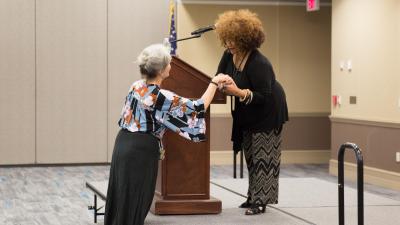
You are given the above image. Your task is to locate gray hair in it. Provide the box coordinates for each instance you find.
[137,44,172,79]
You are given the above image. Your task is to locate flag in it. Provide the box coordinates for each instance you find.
[168,0,177,55]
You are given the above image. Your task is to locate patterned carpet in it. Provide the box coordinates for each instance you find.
[0,166,109,225]
[0,164,399,225]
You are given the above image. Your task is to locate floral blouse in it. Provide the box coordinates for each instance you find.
[118,80,206,158]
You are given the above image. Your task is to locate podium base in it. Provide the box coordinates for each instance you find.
[150,196,222,215]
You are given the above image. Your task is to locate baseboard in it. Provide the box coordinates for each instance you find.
[0,162,110,168]
[281,150,331,164]
[210,150,330,165]
[329,159,400,191]
[210,151,235,165]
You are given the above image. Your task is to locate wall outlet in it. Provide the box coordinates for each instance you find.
[396,152,400,162]
[339,61,345,71]
[346,60,352,72]
[349,96,357,104]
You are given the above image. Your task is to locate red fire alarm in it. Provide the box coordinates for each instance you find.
[307,0,320,12]
[332,95,341,107]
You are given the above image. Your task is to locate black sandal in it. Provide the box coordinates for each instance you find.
[245,204,266,215]
[239,197,252,208]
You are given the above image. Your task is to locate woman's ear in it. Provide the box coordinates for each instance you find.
[159,68,167,79]
[160,64,171,79]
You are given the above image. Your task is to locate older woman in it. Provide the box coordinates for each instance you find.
[214,10,289,215]
[104,44,230,225]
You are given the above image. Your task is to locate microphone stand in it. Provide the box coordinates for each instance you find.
[169,34,201,43]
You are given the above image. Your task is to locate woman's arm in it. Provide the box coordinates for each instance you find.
[201,74,232,110]
[152,74,231,142]
[223,57,274,105]
[246,59,274,105]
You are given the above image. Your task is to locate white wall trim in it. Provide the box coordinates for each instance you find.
[330,116,400,129]
[329,159,400,191]
[210,113,231,118]
[178,0,331,7]
[282,150,331,164]
[289,112,330,117]
[211,112,330,118]
[211,150,330,165]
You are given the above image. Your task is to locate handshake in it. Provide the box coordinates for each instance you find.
[211,73,238,96]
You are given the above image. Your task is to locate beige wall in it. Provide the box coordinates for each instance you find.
[0,0,36,164]
[0,0,169,165]
[0,1,347,165]
[176,3,332,115]
[107,0,169,161]
[397,0,400,120]
[36,0,108,163]
[329,0,400,185]
[331,0,400,123]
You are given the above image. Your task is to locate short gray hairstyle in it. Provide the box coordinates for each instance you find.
[137,44,172,79]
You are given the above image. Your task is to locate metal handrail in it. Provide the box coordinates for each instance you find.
[338,142,364,225]
[233,150,244,179]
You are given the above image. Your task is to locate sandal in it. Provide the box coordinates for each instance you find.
[239,197,252,208]
[245,204,266,215]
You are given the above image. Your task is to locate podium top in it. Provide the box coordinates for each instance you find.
[161,56,226,104]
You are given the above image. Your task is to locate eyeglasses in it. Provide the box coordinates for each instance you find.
[224,41,235,48]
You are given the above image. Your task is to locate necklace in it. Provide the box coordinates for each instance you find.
[232,52,248,77]
[230,51,248,113]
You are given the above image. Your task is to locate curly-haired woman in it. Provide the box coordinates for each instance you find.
[214,9,289,215]
[104,44,231,225]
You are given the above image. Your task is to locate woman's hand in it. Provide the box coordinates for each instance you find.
[201,74,233,110]
[212,73,233,85]
[211,74,243,97]
[222,81,247,98]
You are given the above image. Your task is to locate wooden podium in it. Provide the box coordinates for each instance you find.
[150,56,225,215]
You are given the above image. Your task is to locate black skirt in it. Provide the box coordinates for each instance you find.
[104,129,160,225]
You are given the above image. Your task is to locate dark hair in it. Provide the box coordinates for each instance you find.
[139,64,158,79]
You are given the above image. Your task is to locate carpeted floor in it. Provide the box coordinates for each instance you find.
[210,177,400,225]
[0,164,399,225]
[211,178,400,207]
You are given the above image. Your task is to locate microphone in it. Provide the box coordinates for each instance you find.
[190,25,215,35]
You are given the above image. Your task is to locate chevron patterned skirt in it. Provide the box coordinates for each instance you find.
[243,127,282,205]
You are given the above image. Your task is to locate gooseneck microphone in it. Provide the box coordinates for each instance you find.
[167,24,215,44]
[190,25,216,35]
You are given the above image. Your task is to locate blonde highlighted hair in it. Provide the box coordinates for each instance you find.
[215,9,265,52]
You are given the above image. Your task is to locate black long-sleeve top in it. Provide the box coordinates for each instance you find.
[216,49,289,151]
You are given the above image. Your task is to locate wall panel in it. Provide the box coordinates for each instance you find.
[0,0,35,164]
[36,0,108,163]
[107,0,169,161]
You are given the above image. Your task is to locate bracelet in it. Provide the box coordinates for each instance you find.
[245,90,253,105]
[239,89,249,102]
[210,81,218,86]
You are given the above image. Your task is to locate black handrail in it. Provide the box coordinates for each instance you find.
[338,142,364,225]
[233,150,244,179]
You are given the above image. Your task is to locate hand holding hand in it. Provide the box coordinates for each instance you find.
[222,80,241,96]
[212,73,233,85]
